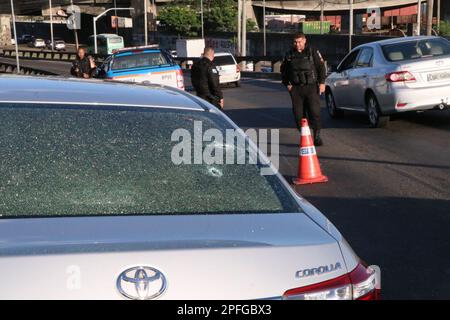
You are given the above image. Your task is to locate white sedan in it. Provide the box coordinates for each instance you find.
[0,76,378,300]
[325,36,450,127]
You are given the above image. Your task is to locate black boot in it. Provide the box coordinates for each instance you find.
[314,129,323,146]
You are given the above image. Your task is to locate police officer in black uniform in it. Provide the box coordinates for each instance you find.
[281,33,326,146]
[191,47,224,110]
[70,47,97,79]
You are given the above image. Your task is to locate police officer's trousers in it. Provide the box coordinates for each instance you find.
[289,84,321,131]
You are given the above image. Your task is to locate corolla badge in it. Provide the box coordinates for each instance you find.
[117,266,167,300]
[295,262,342,279]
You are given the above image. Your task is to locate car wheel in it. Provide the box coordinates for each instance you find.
[235,81,240,88]
[326,90,344,118]
[366,93,389,128]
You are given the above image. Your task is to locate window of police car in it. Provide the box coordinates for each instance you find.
[0,104,301,218]
[112,52,171,70]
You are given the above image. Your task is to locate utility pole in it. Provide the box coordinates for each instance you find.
[200,0,204,38]
[437,0,441,33]
[263,0,266,56]
[237,0,242,55]
[144,0,148,45]
[417,0,422,36]
[49,0,54,50]
[242,0,246,57]
[70,0,79,50]
[320,0,325,35]
[426,0,434,36]
[349,0,353,52]
[114,0,118,35]
[10,0,20,73]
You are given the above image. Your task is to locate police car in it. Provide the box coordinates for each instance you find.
[97,45,184,90]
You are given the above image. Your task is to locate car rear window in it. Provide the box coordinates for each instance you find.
[382,38,450,62]
[108,37,123,44]
[0,104,301,218]
[112,52,170,70]
[214,55,236,66]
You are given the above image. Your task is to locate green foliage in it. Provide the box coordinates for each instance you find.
[246,18,258,32]
[439,20,450,37]
[158,0,260,35]
[204,5,237,33]
[158,5,200,36]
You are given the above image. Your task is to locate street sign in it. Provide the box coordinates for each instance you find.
[366,7,381,30]
[112,16,118,28]
[67,5,81,30]
[117,17,133,28]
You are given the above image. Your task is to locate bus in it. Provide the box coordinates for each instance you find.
[88,34,124,56]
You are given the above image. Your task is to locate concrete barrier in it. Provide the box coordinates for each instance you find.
[0,61,57,76]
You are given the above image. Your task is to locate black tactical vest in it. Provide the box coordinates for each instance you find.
[286,47,316,85]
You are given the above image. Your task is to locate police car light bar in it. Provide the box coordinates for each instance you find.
[113,44,160,54]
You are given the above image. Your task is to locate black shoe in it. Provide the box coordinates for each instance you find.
[314,130,323,146]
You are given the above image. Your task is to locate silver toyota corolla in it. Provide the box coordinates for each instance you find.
[325,36,450,127]
[0,76,379,300]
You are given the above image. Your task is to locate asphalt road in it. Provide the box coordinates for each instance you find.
[1,57,450,299]
[223,78,450,300]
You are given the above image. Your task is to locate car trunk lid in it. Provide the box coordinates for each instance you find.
[0,213,345,299]
[398,56,450,88]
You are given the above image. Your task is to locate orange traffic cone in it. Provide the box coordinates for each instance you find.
[293,118,328,185]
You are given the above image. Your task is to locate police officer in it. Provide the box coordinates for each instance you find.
[281,33,326,146]
[191,47,224,109]
[70,47,97,79]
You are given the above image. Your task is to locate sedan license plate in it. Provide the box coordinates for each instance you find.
[427,71,450,82]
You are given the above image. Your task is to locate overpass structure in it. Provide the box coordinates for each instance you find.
[252,0,421,13]
[0,0,428,15]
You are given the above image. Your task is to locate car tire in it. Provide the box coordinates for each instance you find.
[366,93,389,128]
[235,81,240,88]
[326,90,344,118]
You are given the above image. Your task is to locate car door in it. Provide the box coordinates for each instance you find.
[332,49,360,109]
[348,47,374,110]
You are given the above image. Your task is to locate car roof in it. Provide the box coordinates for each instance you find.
[0,76,208,112]
[356,36,443,49]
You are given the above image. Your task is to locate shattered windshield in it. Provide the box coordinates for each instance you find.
[0,104,300,218]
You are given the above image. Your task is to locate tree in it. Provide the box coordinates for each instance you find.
[158,5,200,37]
[205,7,237,33]
[204,0,237,33]
[439,20,450,37]
[246,18,258,32]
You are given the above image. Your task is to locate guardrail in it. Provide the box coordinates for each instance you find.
[0,48,78,62]
[0,61,57,76]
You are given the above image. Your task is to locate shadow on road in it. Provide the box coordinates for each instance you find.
[392,110,450,132]
[303,196,450,300]
[224,107,296,129]
[277,148,450,170]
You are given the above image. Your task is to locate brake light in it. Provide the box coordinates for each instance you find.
[385,71,416,82]
[236,65,241,73]
[283,263,379,300]
[176,69,184,90]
